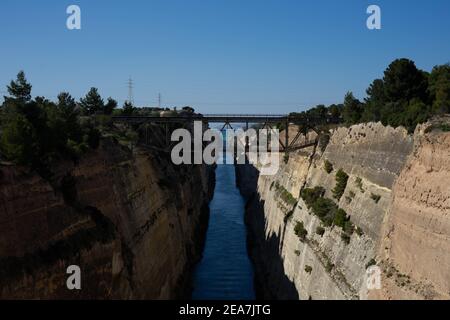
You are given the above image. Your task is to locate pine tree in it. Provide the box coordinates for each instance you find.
[104,97,118,115]
[7,71,32,102]
[80,87,104,115]
[342,92,362,125]
[122,101,135,116]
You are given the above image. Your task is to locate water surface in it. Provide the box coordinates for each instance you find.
[192,158,255,300]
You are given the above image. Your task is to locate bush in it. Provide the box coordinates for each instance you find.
[274,183,297,206]
[366,259,377,269]
[333,209,348,228]
[324,160,333,174]
[312,197,337,220]
[305,265,313,274]
[440,123,450,132]
[281,190,297,206]
[332,169,349,200]
[325,261,334,272]
[341,232,351,245]
[294,221,308,241]
[316,226,325,236]
[355,227,364,236]
[301,186,325,208]
[343,220,354,235]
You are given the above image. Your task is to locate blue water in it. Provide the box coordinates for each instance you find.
[191,160,255,300]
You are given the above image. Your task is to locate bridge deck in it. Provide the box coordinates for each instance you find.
[113,114,289,123]
[112,114,339,153]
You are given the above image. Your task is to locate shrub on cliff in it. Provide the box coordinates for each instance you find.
[294,221,308,241]
[332,169,349,200]
[301,186,325,208]
[324,160,333,174]
[311,197,338,226]
[333,208,348,228]
[305,265,313,274]
[316,226,325,236]
[341,232,351,245]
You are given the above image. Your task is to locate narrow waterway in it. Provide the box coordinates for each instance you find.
[192,158,255,300]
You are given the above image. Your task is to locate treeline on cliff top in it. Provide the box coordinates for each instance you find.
[0,72,142,176]
[290,58,450,132]
[0,58,449,172]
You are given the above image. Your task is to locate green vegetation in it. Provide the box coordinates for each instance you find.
[324,160,333,174]
[311,197,337,226]
[294,250,301,256]
[289,59,450,133]
[371,193,381,204]
[273,182,297,206]
[301,186,325,208]
[305,265,313,274]
[316,226,325,236]
[325,261,334,272]
[301,184,358,245]
[355,227,364,237]
[366,259,377,269]
[294,221,308,241]
[341,233,351,245]
[332,169,349,200]
[0,72,102,177]
[439,123,450,132]
[333,209,348,229]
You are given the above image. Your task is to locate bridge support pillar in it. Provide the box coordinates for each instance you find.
[285,118,289,153]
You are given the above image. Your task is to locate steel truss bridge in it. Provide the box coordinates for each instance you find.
[112,114,339,153]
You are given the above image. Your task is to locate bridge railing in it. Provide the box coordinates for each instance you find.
[201,114,287,118]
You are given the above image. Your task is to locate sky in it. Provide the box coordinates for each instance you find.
[0,0,449,114]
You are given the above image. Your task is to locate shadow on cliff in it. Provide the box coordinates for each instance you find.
[236,164,299,300]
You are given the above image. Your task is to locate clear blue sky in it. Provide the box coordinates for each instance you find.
[0,0,449,113]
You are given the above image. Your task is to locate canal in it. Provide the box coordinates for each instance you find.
[191,156,255,300]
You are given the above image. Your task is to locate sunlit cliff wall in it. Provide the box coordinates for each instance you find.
[237,121,450,300]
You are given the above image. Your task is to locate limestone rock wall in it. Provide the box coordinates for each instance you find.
[0,138,214,299]
[374,123,450,300]
[236,122,448,300]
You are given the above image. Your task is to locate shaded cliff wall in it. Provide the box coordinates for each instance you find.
[236,122,435,300]
[0,138,214,299]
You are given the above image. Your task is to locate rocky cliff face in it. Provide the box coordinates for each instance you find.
[0,138,214,299]
[237,121,450,300]
[374,123,450,300]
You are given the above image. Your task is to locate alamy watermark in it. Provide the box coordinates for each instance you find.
[66,5,81,30]
[367,5,381,30]
[66,265,81,290]
[66,5,380,31]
